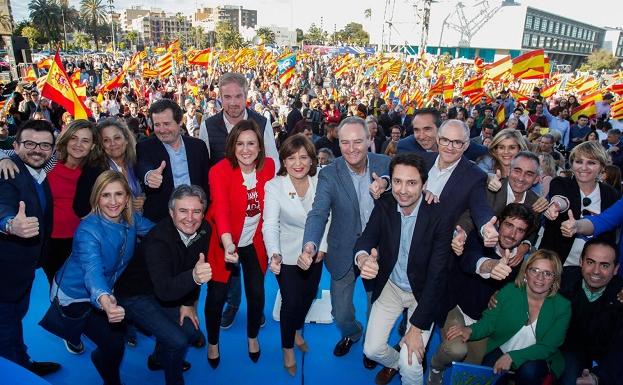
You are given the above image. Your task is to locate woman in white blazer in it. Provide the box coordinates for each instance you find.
[263,134,328,376]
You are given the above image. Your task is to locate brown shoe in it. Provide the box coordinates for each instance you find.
[375,367,399,385]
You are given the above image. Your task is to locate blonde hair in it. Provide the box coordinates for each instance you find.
[90,170,134,224]
[569,141,609,169]
[489,128,529,172]
[515,249,562,297]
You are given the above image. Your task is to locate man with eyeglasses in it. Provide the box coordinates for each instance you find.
[0,120,61,376]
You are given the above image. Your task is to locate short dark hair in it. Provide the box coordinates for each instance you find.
[148,98,183,124]
[389,153,428,185]
[499,203,536,236]
[577,114,589,120]
[277,134,318,177]
[224,119,266,170]
[16,119,55,144]
[580,238,618,262]
[481,123,495,131]
[412,108,442,128]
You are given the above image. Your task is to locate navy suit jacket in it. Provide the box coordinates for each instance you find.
[0,156,53,302]
[396,135,488,162]
[136,135,210,222]
[354,194,452,330]
[303,153,391,280]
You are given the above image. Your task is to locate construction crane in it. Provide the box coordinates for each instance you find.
[440,0,518,47]
[381,0,420,53]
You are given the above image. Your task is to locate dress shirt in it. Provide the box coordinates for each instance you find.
[425,155,461,197]
[506,186,526,204]
[346,158,375,232]
[389,201,421,292]
[162,139,191,188]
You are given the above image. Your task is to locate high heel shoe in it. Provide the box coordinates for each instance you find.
[207,344,220,369]
[294,340,309,353]
[284,362,297,376]
[248,339,261,363]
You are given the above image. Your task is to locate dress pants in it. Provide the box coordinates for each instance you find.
[330,265,372,341]
[0,289,31,368]
[363,280,433,385]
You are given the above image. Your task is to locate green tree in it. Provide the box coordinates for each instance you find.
[364,8,372,20]
[582,49,619,71]
[80,0,107,51]
[255,27,275,45]
[339,22,369,46]
[303,23,326,45]
[295,28,304,43]
[124,30,138,47]
[215,21,244,49]
[73,32,91,50]
[29,0,62,48]
[21,26,41,49]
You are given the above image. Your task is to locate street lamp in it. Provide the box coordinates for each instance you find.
[108,0,116,54]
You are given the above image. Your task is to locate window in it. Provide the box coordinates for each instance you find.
[531,34,538,47]
[558,40,563,50]
[554,22,559,35]
[561,24,567,35]
[572,26,577,38]
[541,19,548,32]
[526,15,533,29]
[538,35,545,47]
[523,33,530,47]
[548,21,554,33]
[563,40,569,50]
[546,36,551,48]
[534,17,541,31]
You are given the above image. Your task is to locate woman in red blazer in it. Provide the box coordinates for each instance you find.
[204,119,275,368]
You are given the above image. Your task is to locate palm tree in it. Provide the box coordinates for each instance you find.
[364,8,372,20]
[29,0,62,48]
[80,0,107,51]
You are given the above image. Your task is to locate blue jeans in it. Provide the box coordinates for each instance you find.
[483,347,550,385]
[330,265,370,341]
[0,290,31,368]
[119,295,204,385]
[560,350,590,385]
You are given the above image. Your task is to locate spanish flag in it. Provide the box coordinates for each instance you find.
[511,49,545,79]
[100,70,126,93]
[37,58,53,69]
[611,99,623,120]
[443,82,455,104]
[608,83,623,95]
[188,48,213,66]
[462,75,483,96]
[167,39,180,53]
[570,101,597,122]
[540,82,560,98]
[23,67,37,82]
[495,104,506,127]
[377,71,389,94]
[41,51,91,119]
[484,56,512,81]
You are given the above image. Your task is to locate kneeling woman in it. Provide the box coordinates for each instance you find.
[52,171,153,385]
[447,250,571,385]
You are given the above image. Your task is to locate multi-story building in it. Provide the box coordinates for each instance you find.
[604,28,623,61]
[264,25,297,47]
[193,5,256,33]
[130,10,191,46]
[119,7,151,33]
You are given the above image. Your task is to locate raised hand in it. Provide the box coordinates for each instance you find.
[482,216,499,247]
[297,243,315,270]
[146,160,166,188]
[560,210,577,238]
[269,253,282,275]
[9,201,39,238]
[491,249,513,281]
[451,225,467,255]
[224,243,239,264]
[358,248,379,280]
[368,172,387,200]
[193,252,212,283]
[487,170,502,192]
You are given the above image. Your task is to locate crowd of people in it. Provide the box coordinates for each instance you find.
[1,53,623,385]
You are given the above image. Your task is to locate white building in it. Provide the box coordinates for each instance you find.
[603,28,623,60]
[264,24,297,47]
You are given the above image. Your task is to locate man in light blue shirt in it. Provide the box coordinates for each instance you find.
[543,103,570,148]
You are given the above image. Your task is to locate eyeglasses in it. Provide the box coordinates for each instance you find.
[18,140,53,151]
[527,267,556,280]
[438,137,466,149]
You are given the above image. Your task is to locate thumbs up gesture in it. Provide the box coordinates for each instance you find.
[9,201,40,238]
[269,253,282,275]
[491,249,513,281]
[368,172,387,200]
[560,210,578,238]
[451,225,467,255]
[482,216,499,247]
[224,243,239,264]
[192,252,212,284]
[146,160,166,188]
[358,248,380,280]
[576,369,598,385]
[487,170,502,192]
[297,243,315,271]
[100,294,125,323]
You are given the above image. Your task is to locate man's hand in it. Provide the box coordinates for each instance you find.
[487,170,502,192]
[531,196,549,213]
[482,217,499,247]
[224,243,239,264]
[369,172,387,200]
[179,305,200,330]
[297,243,315,270]
[488,290,499,309]
[446,325,472,343]
[400,326,425,365]
[451,225,467,256]
[424,190,439,204]
[357,248,379,280]
[493,353,513,374]
[193,253,212,283]
[509,243,529,267]
[146,160,166,188]
[269,253,282,275]
[132,194,146,213]
[315,251,326,263]
[100,295,125,323]
[10,201,40,238]
[560,210,577,238]
[0,158,19,180]
[491,249,513,281]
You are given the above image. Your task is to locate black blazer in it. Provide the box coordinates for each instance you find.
[0,156,53,301]
[354,193,452,330]
[136,136,210,222]
[540,176,621,264]
[73,163,107,218]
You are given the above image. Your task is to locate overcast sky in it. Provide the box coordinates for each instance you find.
[13,0,623,36]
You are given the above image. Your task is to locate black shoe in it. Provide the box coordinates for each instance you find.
[220,306,238,329]
[63,339,85,355]
[29,361,61,376]
[260,314,266,328]
[147,355,191,372]
[248,339,261,363]
[333,337,356,357]
[208,345,220,369]
[191,335,205,348]
[363,354,378,369]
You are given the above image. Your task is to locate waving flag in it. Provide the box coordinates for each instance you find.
[158,52,173,78]
[277,53,296,86]
[41,51,91,119]
[189,48,213,66]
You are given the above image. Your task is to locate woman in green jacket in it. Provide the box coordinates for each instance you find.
[447,249,571,385]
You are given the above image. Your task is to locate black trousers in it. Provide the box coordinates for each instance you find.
[276,262,322,348]
[204,245,265,345]
[42,238,73,285]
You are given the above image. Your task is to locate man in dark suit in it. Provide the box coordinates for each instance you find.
[0,120,60,376]
[136,99,210,223]
[427,203,536,384]
[390,105,413,136]
[397,108,488,162]
[301,116,391,366]
[355,153,453,385]
[602,128,623,171]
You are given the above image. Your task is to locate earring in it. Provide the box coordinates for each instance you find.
[523,277,527,283]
